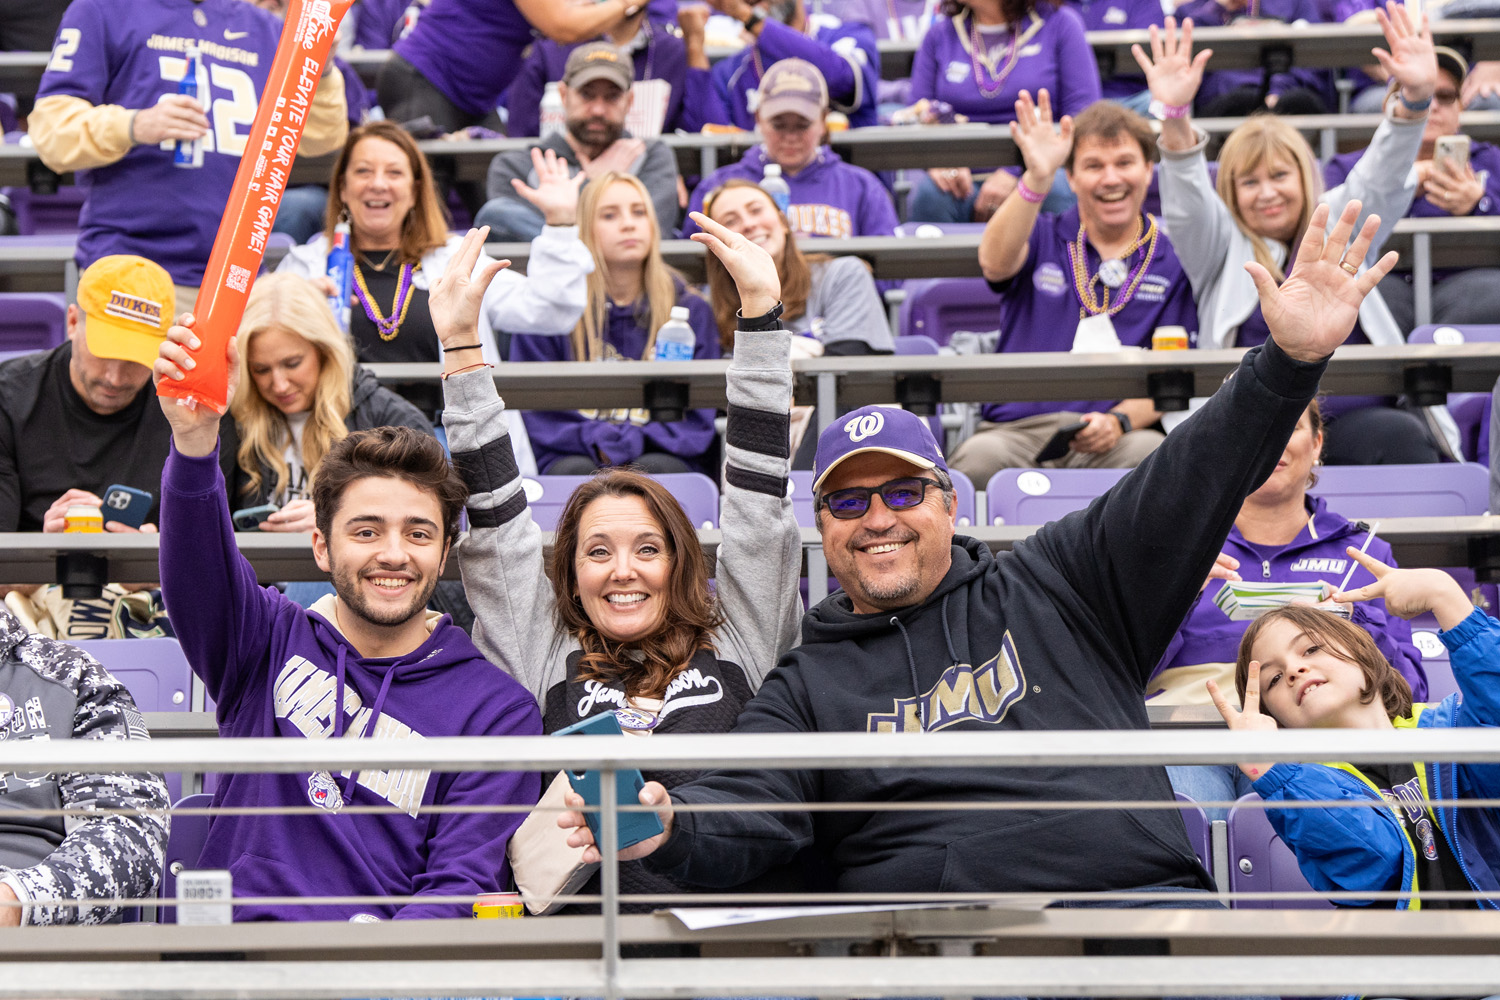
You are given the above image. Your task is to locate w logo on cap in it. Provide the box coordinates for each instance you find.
[845,411,884,442]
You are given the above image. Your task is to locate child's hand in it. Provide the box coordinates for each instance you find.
[1330,547,1473,630]
[1207,663,1278,782]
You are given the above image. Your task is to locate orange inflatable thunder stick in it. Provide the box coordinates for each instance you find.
[157,0,354,414]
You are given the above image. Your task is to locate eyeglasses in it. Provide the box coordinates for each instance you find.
[820,477,939,520]
[1433,90,1461,107]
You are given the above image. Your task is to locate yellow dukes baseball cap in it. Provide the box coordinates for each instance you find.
[76,255,175,367]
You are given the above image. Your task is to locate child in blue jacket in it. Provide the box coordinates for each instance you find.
[1208,548,1500,910]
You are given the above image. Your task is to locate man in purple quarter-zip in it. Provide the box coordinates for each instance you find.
[152,273,542,920]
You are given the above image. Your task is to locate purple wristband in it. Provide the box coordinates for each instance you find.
[1158,102,1191,119]
[1016,177,1046,204]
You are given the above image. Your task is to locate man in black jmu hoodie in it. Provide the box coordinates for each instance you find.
[565,202,1400,902]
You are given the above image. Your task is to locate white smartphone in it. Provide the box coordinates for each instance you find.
[1434,134,1472,174]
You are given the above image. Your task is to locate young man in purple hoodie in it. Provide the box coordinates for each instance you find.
[153,304,542,921]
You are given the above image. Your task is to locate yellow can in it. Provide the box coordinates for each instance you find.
[1152,326,1189,351]
[473,892,524,918]
[63,505,104,533]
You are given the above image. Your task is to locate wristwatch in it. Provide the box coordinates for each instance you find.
[742,6,766,32]
[1109,410,1132,435]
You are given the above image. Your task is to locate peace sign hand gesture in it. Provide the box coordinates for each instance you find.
[1329,547,1474,629]
[1207,666,1278,782]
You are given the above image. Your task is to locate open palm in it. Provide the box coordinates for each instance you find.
[1131,16,1213,108]
[1010,89,1073,178]
[1248,201,1397,363]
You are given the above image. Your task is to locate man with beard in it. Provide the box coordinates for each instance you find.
[154,328,541,921]
[478,41,680,240]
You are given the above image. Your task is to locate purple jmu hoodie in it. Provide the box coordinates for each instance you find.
[504,17,703,137]
[688,18,880,128]
[1174,0,1334,110]
[509,287,720,474]
[159,446,542,922]
[394,0,536,118]
[681,145,898,240]
[1152,494,1427,700]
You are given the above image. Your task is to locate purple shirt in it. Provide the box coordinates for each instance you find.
[1174,0,1333,109]
[159,446,542,922]
[1153,495,1426,699]
[36,0,282,286]
[503,16,701,138]
[353,0,407,49]
[813,0,940,41]
[909,4,1100,126]
[510,287,720,474]
[983,206,1198,423]
[1064,0,1161,100]
[692,18,880,129]
[393,0,536,118]
[681,145,898,240]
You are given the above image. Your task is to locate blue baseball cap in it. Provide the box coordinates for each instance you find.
[812,405,948,492]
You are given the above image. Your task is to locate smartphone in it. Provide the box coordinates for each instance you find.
[231,503,280,531]
[553,712,665,850]
[1434,134,1471,174]
[1034,421,1089,464]
[101,484,153,529]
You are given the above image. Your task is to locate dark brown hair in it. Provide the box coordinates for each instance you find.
[312,426,468,547]
[702,179,824,352]
[1236,605,1414,723]
[551,470,723,698]
[324,121,450,264]
[1304,398,1325,489]
[1066,100,1158,171]
[941,0,1036,25]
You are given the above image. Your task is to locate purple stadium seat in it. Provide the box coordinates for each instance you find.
[985,468,1128,526]
[1,186,85,234]
[1312,462,1489,518]
[895,277,1005,348]
[0,292,67,353]
[1175,792,1212,873]
[159,793,214,923]
[789,468,975,527]
[1226,793,1331,909]
[71,638,192,713]
[893,334,941,355]
[1409,325,1498,464]
[521,472,720,531]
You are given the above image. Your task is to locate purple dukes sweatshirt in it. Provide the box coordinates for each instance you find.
[159,445,542,922]
[509,286,720,474]
[687,18,880,129]
[681,145,898,240]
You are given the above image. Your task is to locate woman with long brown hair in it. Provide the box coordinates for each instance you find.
[434,215,801,905]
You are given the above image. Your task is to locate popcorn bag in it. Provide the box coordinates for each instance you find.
[157,0,354,414]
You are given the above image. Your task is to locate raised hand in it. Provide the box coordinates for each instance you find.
[1330,547,1474,629]
[1207,663,1278,780]
[154,316,235,458]
[510,147,587,226]
[427,227,510,353]
[1372,1,1436,106]
[687,210,781,317]
[1246,200,1397,363]
[557,781,675,863]
[1131,17,1212,111]
[1009,90,1073,191]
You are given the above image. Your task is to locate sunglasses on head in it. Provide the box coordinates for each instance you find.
[820,477,940,520]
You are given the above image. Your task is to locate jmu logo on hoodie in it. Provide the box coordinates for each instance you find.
[867,632,1026,732]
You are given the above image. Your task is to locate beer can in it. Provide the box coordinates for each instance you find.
[64,505,104,533]
[473,891,524,918]
[1152,326,1189,351]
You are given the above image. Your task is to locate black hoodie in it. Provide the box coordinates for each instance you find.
[646,337,1327,895]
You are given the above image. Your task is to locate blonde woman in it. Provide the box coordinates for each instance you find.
[509,172,720,476]
[1140,8,1451,464]
[229,273,434,533]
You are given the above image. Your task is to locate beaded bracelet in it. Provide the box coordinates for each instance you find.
[1016,177,1046,204]
[441,361,494,381]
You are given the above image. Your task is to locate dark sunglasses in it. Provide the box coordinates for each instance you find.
[820,477,939,520]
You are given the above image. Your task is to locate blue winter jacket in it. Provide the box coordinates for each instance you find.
[1252,608,1500,912]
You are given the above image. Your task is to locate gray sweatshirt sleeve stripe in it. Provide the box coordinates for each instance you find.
[468,489,528,529]
[725,404,790,459]
[451,437,521,500]
[726,465,788,499]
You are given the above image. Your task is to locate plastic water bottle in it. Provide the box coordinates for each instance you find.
[652,306,695,362]
[173,44,204,169]
[540,82,565,139]
[326,222,354,332]
[759,163,792,221]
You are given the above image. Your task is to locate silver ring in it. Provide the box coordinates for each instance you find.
[946,169,958,178]
[1339,259,1359,275]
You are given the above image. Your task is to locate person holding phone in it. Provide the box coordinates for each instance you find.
[226,273,433,535]
[0,255,236,534]
[1325,46,1500,333]
[438,213,801,909]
